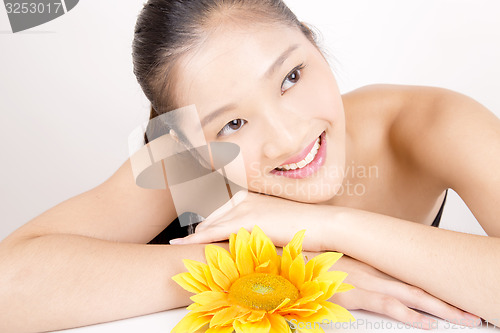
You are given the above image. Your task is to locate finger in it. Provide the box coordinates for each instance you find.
[338,256,400,282]
[372,278,481,326]
[169,225,231,245]
[193,217,216,232]
[204,190,247,222]
[367,278,481,327]
[349,288,439,330]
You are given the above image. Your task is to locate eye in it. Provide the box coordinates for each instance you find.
[218,119,247,137]
[281,63,305,94]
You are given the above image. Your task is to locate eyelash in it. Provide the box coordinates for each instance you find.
[217,62,306,137]
[217,119,247,137]
[281,62,305,95]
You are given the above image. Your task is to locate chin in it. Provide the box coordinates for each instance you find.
[248,128,346,202]
[252,170,344,203]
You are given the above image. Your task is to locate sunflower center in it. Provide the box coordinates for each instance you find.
[228,272,299,311]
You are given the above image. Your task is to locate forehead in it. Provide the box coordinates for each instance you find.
[174,24,314,111]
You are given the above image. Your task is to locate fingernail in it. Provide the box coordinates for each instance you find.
[169,238,183,245]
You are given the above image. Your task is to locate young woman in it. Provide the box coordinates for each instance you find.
[1,0,499,332]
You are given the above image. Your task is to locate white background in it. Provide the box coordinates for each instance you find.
[1,0,499,241]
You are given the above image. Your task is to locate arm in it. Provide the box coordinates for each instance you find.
[177,86,499,324]
[326,85,500,322]
[0,159,220,332]
[175,192,481,326]
[324,207,500,324]
[0,235,224,332]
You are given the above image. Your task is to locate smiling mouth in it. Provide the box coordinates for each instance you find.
[274,136,321,171]
[270,131,326,179]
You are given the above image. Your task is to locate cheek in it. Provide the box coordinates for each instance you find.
[241,149,265,191]
[316,75,343,121]
[297,71,343,123]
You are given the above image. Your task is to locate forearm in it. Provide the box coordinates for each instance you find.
[0,234,222,333]
[325,207,500,322]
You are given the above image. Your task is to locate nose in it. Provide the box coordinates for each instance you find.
[261,109,306,161]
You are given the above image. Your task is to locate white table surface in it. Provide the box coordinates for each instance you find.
[55,308,499,333]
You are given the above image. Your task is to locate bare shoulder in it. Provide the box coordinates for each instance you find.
[382,84,499,176]
[343,83,497,167]
[345,84,500,233]
[342,83,449,130]
[341,84,419,161]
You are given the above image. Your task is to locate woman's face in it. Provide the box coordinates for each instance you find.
[175,23,346,203]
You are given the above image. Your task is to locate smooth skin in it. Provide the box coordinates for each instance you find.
[1,22,499,333]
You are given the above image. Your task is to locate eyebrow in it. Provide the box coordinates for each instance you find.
[200,103,238,127]
[200,44,300,128]
[263,44,300,79]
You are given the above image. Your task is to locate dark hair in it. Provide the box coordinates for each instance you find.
[132,0,318,144]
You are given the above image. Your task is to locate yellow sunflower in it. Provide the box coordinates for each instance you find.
[172,226,355,333]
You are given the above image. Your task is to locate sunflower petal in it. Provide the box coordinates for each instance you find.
[321,301,356,322]
[233,315,271,333]
[255,259,270,272]
[282,302,322,317]
[275,254,282,275]
[218,251,240,283]
[316,271,349,300]
[287,291,324,308]
[300,281,321,297]
[190,291,227,305]
[259,238,278,264]
[295,304,336,323]
[183,259,210,288]
[236,227,251,243]
[172,272,210,294]
[269,297,291,314]
[250,226,279,272]
[337,283,355,293]
[206,326,236,333]
[186,300,229,314]
[229,233,237,259]
[209,265,232,291]
[289,255,306,289]
[250,226,267,255]
[304,252,343,282]
[172,312,211,333]
[203,265,224,292]
[235,229,255,276]
[267,313,291,333]
[280,246,292,280]
[316,270,348,283]
[205,245,240,283]
[287,230,306,259]
[210,306,242,327]
[323,283,344,301]
[245,310,266,322]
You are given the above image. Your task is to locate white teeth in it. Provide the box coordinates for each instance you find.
[304,152,314,164]
[275,137,321,171]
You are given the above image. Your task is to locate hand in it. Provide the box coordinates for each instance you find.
[170,192,482,328]
[169,191,327,251]
[320,255,481,329]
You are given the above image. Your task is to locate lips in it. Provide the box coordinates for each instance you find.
[270,132,327,179]
[275,137,320,171]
